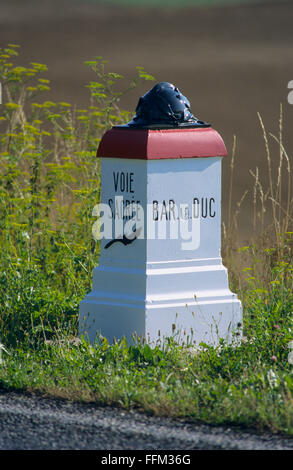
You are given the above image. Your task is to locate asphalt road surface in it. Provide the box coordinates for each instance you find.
[0,391,292,451]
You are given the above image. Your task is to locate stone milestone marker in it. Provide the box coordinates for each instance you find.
[79,82,242,346]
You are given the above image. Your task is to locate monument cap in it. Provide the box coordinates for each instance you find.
[97,82,227,160]
[123,81,210,130]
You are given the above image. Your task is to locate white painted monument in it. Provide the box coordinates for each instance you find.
[79,82,242,346]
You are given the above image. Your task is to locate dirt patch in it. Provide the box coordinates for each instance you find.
[1,0,293,240]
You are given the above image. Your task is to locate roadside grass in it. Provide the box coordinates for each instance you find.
[0,328,292,435]
[0,45,292,436]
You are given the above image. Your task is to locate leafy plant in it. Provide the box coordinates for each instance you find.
[0,44,154,347]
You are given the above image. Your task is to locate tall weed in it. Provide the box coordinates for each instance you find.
[0,44,154,347]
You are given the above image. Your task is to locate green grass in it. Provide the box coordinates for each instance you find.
[0,44,292,436]
[0,327,292,435]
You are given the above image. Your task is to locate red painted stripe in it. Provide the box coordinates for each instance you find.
[97,127,227,160]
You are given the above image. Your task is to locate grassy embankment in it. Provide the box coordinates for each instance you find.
[0,45,292,435]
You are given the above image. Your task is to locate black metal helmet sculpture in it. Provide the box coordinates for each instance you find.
[125,82,210,129]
